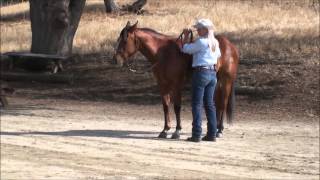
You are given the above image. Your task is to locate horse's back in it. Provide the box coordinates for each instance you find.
[216,35,239,64]
[216,35,239,79]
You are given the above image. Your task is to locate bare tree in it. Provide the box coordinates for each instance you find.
[122,0,147,14]
[104,0,119,13]
[104,0,147,14]
[29,0,86,56]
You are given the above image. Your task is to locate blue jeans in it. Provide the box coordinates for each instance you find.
[191,70,217,138]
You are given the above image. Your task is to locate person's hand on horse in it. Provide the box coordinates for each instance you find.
[182,28,192,45]
[183,28,191,36]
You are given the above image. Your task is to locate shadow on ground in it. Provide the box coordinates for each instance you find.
[0,104,73,118]
[0,129,186,141]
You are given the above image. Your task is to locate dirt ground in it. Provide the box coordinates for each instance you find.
[1,46,319,180]
[1,48,319,180]
[1,93,319,180]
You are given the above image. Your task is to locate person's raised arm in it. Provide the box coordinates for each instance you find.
[182,38,205,55]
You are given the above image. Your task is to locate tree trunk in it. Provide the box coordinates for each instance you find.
[104,0,147,14]
[104,0,119,13]
[123,0,147,13]
[29,0,86,56]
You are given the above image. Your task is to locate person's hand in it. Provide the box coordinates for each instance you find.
[182,28,191,45]
[182,28,191,37]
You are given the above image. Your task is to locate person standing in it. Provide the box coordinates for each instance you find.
[181,18,221,142]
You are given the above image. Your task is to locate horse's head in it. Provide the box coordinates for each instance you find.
[113,21,139,67]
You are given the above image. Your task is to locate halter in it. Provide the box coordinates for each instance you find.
[126,30,161,74]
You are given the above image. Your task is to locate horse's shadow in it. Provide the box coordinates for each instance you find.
[0,129,185,141]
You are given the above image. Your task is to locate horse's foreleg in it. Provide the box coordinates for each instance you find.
[158,94,171,138]
[171,91,182,139]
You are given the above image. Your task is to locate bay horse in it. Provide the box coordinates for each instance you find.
[113,21,239,139]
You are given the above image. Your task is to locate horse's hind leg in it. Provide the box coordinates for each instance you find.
[217,79,233,137]
[217,113,224,137]
[215,83,224,137]
[158,94,171,138]
[171,91,182,139]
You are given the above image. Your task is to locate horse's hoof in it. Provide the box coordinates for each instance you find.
[216,132,223,138]
[171,132,180,139]
[158,131,167,138]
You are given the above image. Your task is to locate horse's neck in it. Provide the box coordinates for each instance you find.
[135,30,170,63]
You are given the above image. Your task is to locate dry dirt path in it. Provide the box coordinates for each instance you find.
[1,97,319,180]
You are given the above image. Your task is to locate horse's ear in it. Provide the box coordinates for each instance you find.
[133,21,138,27]
[125,21,131,28]
[129,21,138,32]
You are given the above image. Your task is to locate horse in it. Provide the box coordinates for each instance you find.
[113,21,239,139]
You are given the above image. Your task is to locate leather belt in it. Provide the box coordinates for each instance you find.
[192,65,215,71]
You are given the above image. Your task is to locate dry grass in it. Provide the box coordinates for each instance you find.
[0,1,28,15]
[0,0,319,59]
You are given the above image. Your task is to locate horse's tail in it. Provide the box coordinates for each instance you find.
[226,82,235,124]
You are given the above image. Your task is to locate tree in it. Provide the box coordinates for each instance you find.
[104,0,147,14]
[104,0,119,13]
[29,0,86,56]
[123,0,147,14]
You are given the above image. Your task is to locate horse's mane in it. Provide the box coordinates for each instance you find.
[138,28,175,39]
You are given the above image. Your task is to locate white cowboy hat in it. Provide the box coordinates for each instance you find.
[192,18,214,30]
